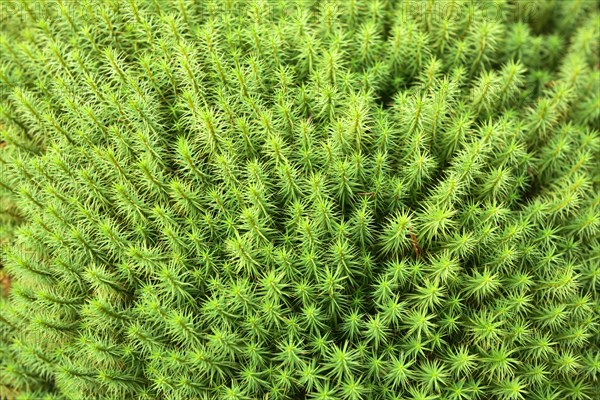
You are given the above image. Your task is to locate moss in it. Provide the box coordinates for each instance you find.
[0,1,598,399]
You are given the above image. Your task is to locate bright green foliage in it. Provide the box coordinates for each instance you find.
[0,0,599,399]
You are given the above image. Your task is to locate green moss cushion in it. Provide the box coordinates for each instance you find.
[0,1,598,399]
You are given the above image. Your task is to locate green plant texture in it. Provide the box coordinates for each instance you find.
[0,0,599,399]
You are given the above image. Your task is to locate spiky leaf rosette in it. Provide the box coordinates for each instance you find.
[0,1,598,399]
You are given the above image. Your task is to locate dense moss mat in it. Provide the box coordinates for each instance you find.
[0,1,599,399]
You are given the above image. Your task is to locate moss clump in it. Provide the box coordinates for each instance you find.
[0,1,599,399]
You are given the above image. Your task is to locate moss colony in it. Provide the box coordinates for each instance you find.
[0,1,599,399]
